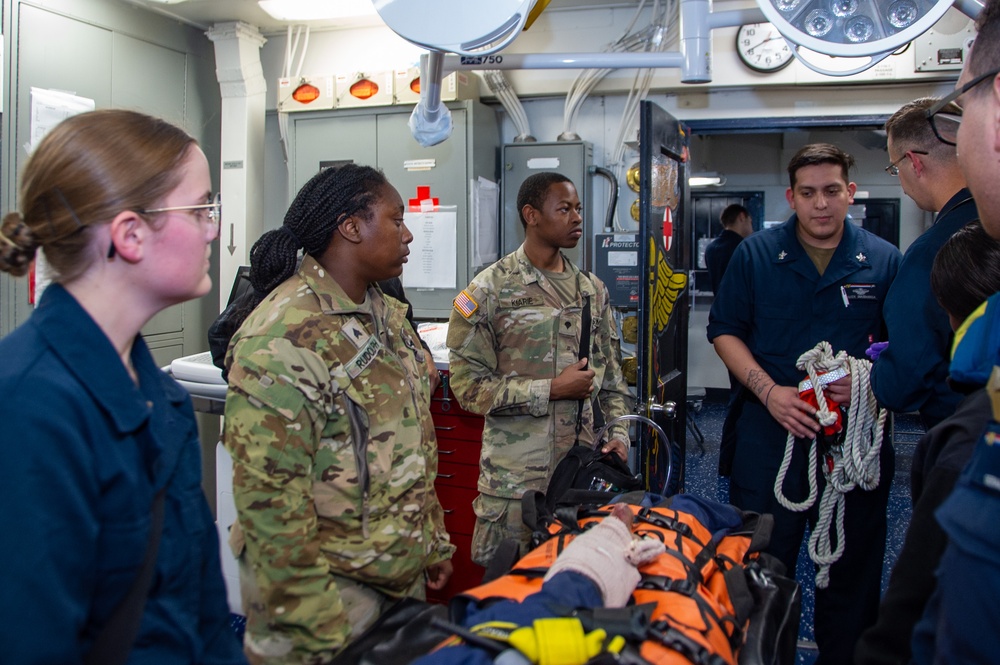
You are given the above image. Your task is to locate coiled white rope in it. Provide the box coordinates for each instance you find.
[773,341,887,588]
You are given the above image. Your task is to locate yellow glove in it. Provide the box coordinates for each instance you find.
[507,617,625,665]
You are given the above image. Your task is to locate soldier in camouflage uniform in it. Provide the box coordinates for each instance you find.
[447,172,633,566]
[222,164,454,664]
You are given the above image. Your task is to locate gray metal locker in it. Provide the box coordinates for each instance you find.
[287,100,499,319]
[501,141,594,269]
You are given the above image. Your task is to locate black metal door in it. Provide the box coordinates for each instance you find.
[636,101,691,496]
[854,198,901,248]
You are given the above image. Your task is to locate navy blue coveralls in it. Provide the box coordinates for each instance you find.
[707,216,901,665]
[870,189,977,429]
[0,285,244,664]
[706,227,749,475]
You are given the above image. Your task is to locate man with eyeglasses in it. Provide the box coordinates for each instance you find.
[868,98,975,435]
[858,97,976,665]
[910,1,1000,663]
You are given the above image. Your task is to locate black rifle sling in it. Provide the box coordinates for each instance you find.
[574,285,592,447]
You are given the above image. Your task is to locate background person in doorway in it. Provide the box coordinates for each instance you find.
[869,96,976,431]
[705,203,753,295]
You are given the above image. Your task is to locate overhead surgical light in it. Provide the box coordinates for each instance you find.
[373,0,535,55]
[755,0,954,58]
[378,0,982,145]
[370,0,538,146]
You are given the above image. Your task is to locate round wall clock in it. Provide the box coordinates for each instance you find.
[736,23,795,73]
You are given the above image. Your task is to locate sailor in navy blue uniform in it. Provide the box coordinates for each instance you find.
[869,97,977,429]
[869,189,975,430]
[911,294,1000,665]
[707,143,901,665]
[910,4,1000,663]
[912,413,1000,665]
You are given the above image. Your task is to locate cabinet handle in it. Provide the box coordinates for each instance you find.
[443,509,454,514]
[435,426,456,431]
[432,397,453,412]
[438,473,455,479]
[439,449,455,455]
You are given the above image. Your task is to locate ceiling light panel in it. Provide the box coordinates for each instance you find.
[258,0,377,21]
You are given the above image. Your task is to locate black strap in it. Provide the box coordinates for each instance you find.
[574,293,592,446]
[84,487,167,665]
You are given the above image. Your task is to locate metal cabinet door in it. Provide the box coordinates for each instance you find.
[292,113,377,191]
[377,107,470,319]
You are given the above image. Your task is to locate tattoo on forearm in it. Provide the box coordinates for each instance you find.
[747,369,769,397]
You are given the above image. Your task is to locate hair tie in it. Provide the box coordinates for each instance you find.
[282,225,303,248]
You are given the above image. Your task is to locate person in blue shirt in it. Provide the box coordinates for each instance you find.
[857,220,1000,665]
[869,96,976,431]
[705,203,754,476]
[910,293,1000,665]
[0,110,244,664]
[910,1,1000,660]
[707,143,901,665]
[705,203,753,295]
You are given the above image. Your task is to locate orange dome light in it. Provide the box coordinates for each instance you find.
[291,82,321,104]
[409,77,421,94]
[349,78,379,100]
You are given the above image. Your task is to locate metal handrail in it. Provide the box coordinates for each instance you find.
[595,413,673,495]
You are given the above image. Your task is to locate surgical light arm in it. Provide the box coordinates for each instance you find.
[388,0,980,146]
[405,1,764,146]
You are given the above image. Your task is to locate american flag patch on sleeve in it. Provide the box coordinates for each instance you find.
[454,290,479,318]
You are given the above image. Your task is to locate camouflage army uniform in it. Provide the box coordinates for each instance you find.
[223,255,454,664]
[447,245,633,564]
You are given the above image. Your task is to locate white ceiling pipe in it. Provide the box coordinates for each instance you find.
[707,7,770,28]
[440,51,688,72]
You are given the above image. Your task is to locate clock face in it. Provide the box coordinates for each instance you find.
[736,23,794,73]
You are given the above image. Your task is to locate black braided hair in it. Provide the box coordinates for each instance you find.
[249,163,388,295]
[211,164,389,355]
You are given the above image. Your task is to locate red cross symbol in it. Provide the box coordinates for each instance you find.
[409,186,439,210]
